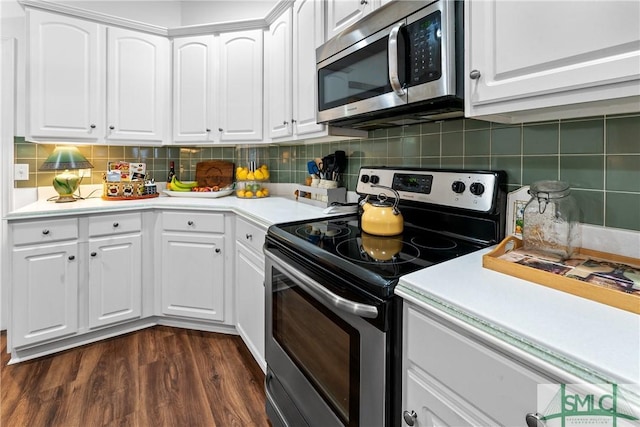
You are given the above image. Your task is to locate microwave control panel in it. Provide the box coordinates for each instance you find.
[405,10,442,85]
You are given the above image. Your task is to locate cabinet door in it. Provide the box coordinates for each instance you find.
[88,234,142,329]
[12,242,79,347]
[161,233,225,321]
[27,10,103,141]
[293,0,326,137]
[235,243,266,371]
[173,35,216,143]
[267,9,293,139]
[106,27,169,143]
[218,29,264,142]
[465,1,640,121]
[325,0,376,40]
[404,369,482,427]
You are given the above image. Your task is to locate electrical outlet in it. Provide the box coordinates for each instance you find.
[14,164,29,181]
[79,168,92,178]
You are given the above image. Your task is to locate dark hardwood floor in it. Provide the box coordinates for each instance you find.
[0,326,271,426]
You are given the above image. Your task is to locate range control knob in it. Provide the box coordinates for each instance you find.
[451,181,466,194]
[370,175,380,185]
[470,182,485,196]
[360,174,370,183]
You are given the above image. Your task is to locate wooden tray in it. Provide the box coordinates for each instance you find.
[195,160,234,188]
[101,193,159,201]
[483,236,640,314]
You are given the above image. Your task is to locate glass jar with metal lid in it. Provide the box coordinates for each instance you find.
[522,180,581,259]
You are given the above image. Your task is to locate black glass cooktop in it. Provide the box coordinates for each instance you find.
[266,215,486,299]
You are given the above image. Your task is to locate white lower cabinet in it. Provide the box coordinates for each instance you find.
[87,213,142,329]
[12,239,79,348]
[402,302,561,427]
[234,217,267,371]
[160,211,227,322]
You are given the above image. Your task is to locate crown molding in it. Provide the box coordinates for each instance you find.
[19,0,169,35]
[20,0,295,37]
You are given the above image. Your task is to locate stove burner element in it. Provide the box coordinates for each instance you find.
[295,223,351,240]
[411,235,458,251]
[336,237,421,264]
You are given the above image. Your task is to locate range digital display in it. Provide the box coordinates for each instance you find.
[392,173,433,194]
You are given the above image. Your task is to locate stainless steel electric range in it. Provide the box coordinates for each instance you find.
[264,167,507,427]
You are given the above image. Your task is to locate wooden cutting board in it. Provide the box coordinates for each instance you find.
[195,160,235,188]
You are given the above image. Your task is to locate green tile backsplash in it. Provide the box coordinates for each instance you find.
[14,113,640,231]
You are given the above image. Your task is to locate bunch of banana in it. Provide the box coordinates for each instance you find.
[169,176,198,192]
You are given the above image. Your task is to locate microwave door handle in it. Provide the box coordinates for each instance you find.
[388,22,406,97]
[265,251,379,319]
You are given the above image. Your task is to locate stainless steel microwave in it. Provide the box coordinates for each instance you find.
[316,0,463,130]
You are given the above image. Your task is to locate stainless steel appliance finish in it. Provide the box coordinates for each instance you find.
[316,0,464,130]
[264,167,506,427]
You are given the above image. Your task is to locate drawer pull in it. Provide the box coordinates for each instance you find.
[526,413,546,427]
[68,255,75,261]
[215,248,221,253]
[91,252,97,257]
[403,410,417,426]
[187,220,194,226]
[246,233,252,240]
[113,222,119,228]
[42,229,50,235]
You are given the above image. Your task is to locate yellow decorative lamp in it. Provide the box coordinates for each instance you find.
[39,146,94,203]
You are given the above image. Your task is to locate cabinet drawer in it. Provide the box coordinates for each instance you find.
[406,305,552,426]
[236,217,266,254]
[12,218,78,245]
[162,211,225,233]
[88,212,141,237]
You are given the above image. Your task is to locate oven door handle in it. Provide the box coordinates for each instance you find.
[265,251,379,319]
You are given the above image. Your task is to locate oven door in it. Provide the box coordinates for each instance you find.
[264,250,387,427]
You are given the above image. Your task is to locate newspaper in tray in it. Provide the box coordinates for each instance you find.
[498,248,640,294]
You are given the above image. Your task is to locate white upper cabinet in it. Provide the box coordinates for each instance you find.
[27,10,104,142]
[106,28,169,143]
[325,0,378,40]
[267,1,365,143]
[292,0,326,137]
[465,0,640,123]
[172,35,217,143]
[267,9,293,139]
[26,9,170,145]
[218,29,264,142]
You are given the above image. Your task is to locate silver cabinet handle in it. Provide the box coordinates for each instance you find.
[187,220,194,226]
[388,22,406,97]
[469,69,481,80]
[403,410,417,426]
[526,413,546,427]
[42,229,50,235]
[246,233,252,240]
[264,250,378,318]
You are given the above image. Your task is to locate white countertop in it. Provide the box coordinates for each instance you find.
[397,248,640,389]
[6,194,336,227]
[9,192,640,394]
